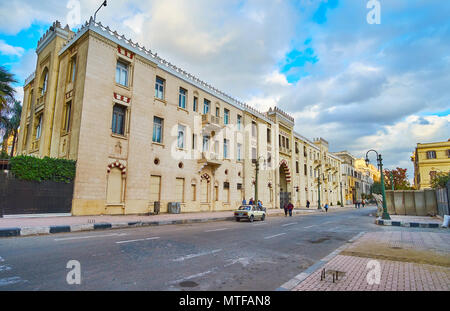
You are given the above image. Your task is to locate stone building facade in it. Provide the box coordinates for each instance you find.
[17,19,342,215]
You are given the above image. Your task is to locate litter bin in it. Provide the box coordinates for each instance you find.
[154,201,160,215]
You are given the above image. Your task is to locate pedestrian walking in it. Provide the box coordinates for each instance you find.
[324,203,329,213]
[362,199,365,208]
[357,200,361,209]
[242,198,247,205]
[354,199,357,209]
[287,201,294,217]
[283,203,288,217]
[306,200,310,209]
[249,198,254,205]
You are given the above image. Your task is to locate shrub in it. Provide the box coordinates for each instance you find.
[431,172,450,189]
[9,155,76,183]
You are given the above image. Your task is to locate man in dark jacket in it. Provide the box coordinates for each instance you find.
[287,202,294,217]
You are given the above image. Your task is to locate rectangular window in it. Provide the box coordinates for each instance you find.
[192,134,197,150]
[252,147,257,163]
[35,114,43,139]
[295,142,299,154]
[310,166,312,177]
[191,184,196,201]
[267,152,272,167]
[203,99,210,114]
[203,135,210,152]
[178,88,187,109]
[112,105,126,135]
[286,138,289,150]
[237,115,242,130]
[62,101,72,133]
[155,76,165,100]
[152,116,163,143]
[223,182,230,203]
[267,128,271,143]
[69,56,77,83]
[296,161,299,174]
[177,124,186,149]
[304,164,307,176]
[223,139,229,159]
[237,143,242,161]
[216,106,220,117]
[116,61,129,87]
[193,96,198,112]
[224,109,229,125]
[426,151,436,159]
[252,121,257,138]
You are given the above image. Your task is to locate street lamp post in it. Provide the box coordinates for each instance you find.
[317,166,321,209]
[340,181,344,207]
[94,0,107,22]
[365,150,391,220]
[255,156,265,204]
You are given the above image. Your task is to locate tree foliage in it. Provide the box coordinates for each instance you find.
[383,167,414,190]
[431,172,450,189]
[10,155,76,183]
[0,66,17,114]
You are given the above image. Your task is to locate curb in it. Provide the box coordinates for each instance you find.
[375,218,444,229]
[276,231,366,291]
[0,216,236,238]
[0,207,356,238]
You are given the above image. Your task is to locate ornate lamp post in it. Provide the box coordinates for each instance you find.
[365,150,391,220]
[94,0,107,22]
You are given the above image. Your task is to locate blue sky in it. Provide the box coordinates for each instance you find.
[0,0,449,180]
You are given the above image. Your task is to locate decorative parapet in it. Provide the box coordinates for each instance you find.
[266,106,295,123]
[24,71,35,86]
[58,17,271,123]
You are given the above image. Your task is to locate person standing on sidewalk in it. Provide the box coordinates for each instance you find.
[242,198,247,205]
[324,203,329,213]
[306,200,310,209]
[287,201,294,217]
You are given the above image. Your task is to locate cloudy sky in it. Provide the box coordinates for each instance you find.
[0,0,449,181]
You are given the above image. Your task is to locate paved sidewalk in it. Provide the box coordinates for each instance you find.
[0,205,355,237]
[290,231,450,291]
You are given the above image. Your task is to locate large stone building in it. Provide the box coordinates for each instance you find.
[412,139,450,189]
[17,19,342,215]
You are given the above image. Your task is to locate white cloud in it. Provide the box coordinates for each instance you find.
[0,40,25,56]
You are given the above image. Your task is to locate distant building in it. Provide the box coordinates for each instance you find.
[412,139,450,189]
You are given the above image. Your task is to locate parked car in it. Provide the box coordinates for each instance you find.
[234,205,266,222]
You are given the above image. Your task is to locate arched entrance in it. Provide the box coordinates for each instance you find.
[279,160,291,209]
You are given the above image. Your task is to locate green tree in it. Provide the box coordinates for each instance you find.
[431,172,450,189]
[1,101,22,156]
[0,66,17,114]
[371,181,382,195]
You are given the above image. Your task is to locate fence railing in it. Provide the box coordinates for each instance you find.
[436,181,450,218]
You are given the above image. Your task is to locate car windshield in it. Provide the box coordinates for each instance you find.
[239,206,251,210]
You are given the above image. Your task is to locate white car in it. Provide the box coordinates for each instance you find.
[234,205,266,222]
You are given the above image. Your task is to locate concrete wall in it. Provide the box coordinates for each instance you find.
[385,190,438,216]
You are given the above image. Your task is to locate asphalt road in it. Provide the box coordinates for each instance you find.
[0,206,437,291]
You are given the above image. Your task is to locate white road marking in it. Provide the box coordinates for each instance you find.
[281,222,297,227]
[116,237,160,244]
[54,233,128,241]
[303,225,316,229]
[204,228,229,232]
[264,233,287,240]
[0,276,24,287]
[172,249,222,262]
[0,265,12,272]
[0,256,4,262]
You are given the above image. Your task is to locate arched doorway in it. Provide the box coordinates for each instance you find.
[279,160,291,209]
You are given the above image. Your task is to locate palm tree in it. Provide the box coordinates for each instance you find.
[0,66,17,114]
[1,101,22,157]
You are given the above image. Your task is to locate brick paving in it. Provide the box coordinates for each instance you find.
[292,231,450,291]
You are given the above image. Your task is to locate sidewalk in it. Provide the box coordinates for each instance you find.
[0,205,354,238]
[283,231,450,291]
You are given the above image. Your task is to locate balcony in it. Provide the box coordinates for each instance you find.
[202,114,223,133]
[280,146,291,155]
[198,151,222,168]
[35,94,46,112]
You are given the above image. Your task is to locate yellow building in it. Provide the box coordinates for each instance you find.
[355,158,380,182]
[412,139,450,189]
[17,19,342,215]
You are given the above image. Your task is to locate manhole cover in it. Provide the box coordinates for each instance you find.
[179,281,198,288]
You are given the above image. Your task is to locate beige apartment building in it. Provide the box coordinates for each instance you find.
[17,19,342,216]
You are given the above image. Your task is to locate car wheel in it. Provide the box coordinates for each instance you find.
[249,215,254,223]
[236,218,240,222]
[261,214,266,221]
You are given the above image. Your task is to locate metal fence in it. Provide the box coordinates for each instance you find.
[435,181,450,218]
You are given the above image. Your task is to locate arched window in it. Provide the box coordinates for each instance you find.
[41,68,49,95]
